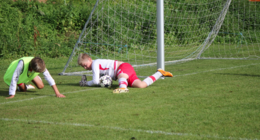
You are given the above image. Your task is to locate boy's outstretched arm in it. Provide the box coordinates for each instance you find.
[51,84,66,98]
[43,69,65,98]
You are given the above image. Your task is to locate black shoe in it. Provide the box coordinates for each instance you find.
[79,75,87,86]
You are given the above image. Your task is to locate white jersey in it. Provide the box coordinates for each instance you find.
[86,59,118,86]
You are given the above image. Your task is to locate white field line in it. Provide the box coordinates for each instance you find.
[0,118,258,140]
[173,63,260,77]
[0,88,100,105]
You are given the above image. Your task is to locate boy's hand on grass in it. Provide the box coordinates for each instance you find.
[56,93,66,98]
[6,95,15,99]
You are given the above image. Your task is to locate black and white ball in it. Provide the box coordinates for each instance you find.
[99,75,113,88]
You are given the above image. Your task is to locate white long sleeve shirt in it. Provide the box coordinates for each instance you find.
[86,59,119,86]
[9,60,56,95]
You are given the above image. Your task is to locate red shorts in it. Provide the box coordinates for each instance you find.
[17,83,24,86]
[116,63,139,87]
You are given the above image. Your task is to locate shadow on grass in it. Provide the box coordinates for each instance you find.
[0,89,40,98]
[60,83,119,89]
[215,73,260,77]
[110,84,119,89]
[0,89,9,97]
[59,83,81,86]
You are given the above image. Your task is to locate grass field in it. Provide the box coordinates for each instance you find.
[0,58,260,140]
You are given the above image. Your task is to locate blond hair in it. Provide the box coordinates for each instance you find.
[30,57,46,73]
[78,53,91,65]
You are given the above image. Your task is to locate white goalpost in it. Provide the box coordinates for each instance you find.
[59,0,260,76]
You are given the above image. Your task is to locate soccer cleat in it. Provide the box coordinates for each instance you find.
[157,68,173,77]
[26,84,36,90]
[79,75,87,86]
[113,88,129,94]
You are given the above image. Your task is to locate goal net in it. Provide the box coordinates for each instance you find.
[60,0,260,76]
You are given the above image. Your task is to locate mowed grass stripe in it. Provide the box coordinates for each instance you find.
[1,118,257,140]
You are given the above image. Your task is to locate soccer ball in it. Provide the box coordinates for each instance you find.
[99,75,113,88]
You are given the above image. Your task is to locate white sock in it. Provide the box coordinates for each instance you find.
[143,72,162,86]
[118,78,128,89]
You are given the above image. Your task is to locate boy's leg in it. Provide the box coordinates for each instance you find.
[32,76,44,89]
[131,79,148,88]
[113,73,129,93]
[143,68,173,87]
[113,63,142,93]
[118,73,129,89]
[17,83,27,91]
[17,83,35,91]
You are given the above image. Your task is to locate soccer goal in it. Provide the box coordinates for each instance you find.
[59,0,260,76]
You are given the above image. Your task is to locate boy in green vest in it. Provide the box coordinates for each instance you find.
[4,57,66,99]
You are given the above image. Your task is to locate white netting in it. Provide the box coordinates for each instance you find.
[60,0,260,76]
[200,0,260,59]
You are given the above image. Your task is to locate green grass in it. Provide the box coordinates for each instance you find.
[0,58,260,140]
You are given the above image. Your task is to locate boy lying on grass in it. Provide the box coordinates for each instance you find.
[78,53,173,93]
[4,57,66,99]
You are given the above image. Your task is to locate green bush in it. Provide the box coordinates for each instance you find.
[0,0,95,59]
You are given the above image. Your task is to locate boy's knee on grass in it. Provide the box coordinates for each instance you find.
[37,84,44,89]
